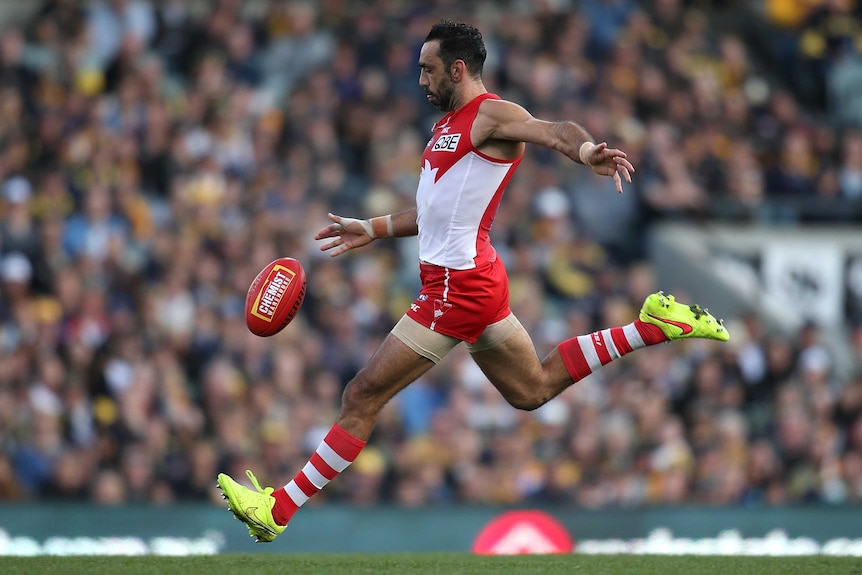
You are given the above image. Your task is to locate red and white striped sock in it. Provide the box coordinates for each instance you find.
[271,423,366,526]
[558,319,668,382]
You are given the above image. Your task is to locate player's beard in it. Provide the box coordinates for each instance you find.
[426,74,456,112]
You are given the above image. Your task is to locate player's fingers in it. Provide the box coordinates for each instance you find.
[315,213,343,240]
[315,226,340,240]
[618,165,632,183]
[329,244,349,257]
[613,171,623,194]
[329,214,345,232]
[319,238,341,251]
[615,157,635,173]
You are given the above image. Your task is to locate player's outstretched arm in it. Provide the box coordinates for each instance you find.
[474,99,635,193]
[315,209,418,257]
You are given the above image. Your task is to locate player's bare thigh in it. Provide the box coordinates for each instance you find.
[390,314,462,364]
[468,314,572,410]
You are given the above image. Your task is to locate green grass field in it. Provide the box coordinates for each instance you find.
[2,553,862,575]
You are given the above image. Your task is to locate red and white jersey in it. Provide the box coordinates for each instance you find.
[416,93,522,270]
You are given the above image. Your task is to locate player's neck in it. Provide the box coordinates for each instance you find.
[450,82,487,112]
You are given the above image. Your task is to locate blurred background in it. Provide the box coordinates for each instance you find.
[0,0,861,548]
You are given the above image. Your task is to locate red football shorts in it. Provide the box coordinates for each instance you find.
[405,257,511,344]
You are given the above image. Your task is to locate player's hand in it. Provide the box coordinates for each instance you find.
[583,142,635,194]
[315,213,375,257]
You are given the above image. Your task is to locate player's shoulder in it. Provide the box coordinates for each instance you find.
[476,97,533,124]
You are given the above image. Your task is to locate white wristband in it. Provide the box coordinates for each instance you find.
[579,142,595,165]
[370,214,393,238]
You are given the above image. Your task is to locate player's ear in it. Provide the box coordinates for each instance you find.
[451,60,465,81]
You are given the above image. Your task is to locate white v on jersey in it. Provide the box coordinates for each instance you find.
[416,93,522,270]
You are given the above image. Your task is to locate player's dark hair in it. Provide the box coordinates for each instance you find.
[424,20,486,77]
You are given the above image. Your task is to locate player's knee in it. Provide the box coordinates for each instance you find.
[340,379,369,411]
[340,374,384,415]
[503,391,549,412]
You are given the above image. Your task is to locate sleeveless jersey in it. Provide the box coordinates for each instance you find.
[416,93,523,270]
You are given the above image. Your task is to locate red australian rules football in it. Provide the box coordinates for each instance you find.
[245,257,307,337]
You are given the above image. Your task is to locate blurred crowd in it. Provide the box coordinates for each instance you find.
[763,0,862,125]
[1,0,862,511]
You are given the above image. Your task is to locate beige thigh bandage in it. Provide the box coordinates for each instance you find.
[391,315,461,364]
[466,313,522,353]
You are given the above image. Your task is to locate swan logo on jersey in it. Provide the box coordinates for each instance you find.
[429,298,453,331]
[433,299,453,319]
[433,133,461,152]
